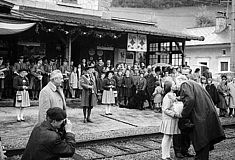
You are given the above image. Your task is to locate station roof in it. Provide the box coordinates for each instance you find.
[184,26,230,46]
[0,5,204,41]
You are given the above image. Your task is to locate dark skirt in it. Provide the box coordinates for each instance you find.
[0,78,4,90]
[127,90,146,109]
[123,87,132,97]
[62,80,70,90]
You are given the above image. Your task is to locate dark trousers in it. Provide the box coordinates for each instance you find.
[173,131,191,154]
[195,144,210,160]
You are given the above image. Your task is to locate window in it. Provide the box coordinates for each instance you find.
[149,43,158,52]
[221,62,228,71]
[149,54,159,65]
[172,53,182,66]
[160,54,169,64]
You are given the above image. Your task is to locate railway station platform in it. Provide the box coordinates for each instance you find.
[0,103,235,150]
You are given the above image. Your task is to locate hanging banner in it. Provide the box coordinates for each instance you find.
[137,34,147,52]
[127,33,138,51]
[127,33,147,52]
[117,49,126,63]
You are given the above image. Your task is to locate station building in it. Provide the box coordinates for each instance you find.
[0,0,203,67]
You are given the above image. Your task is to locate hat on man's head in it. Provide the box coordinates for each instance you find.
[221,74,227,80]
[63,58,68,62]
[105,70,114,77]
[86,63,95,70]
[18,56,24,60]
[46,107,67,121]
[50,70,62,80]
[36,57,42,63]
[18,68,28,73]
[49,58,56,62]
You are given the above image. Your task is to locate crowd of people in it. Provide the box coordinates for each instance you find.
[0,55,235,121]
[0,55,229,160]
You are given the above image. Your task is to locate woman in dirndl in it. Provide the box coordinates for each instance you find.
[102,70,116,115]
[13,69,30,122]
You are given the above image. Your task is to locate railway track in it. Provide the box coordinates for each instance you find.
[4,123,235,160]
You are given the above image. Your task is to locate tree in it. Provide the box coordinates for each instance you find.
[195,5,215,27]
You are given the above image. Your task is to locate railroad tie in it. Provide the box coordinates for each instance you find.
[109,143,136,153]
[72,153,87,160]
[89,147,113,157]
[132,141,157,150]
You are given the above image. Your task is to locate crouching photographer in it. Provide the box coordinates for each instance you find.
[21,107,75,160]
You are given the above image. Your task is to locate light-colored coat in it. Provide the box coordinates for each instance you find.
[228,82,235,108]
[38,81,66,123]
[70,72,78,89]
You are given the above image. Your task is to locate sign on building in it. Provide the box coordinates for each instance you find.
[127,33,147,52]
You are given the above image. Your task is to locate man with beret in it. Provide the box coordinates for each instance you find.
[22,107,75,160]
[38,70,66,123]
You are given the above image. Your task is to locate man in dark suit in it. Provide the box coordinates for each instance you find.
[21,107,75,160]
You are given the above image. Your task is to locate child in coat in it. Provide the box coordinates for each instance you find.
[160,81,181,160]
[153,81,163,113]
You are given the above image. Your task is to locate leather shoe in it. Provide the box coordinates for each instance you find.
[182,152,194,157]
[87,119,93,123]
[83,119,87,123]
[175,153,184,158]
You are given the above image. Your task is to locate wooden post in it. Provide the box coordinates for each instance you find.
[68,35,72,68]
[231,0,235,72]
[181,41,185,66]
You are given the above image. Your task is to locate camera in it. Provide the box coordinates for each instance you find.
[60,119,67,129]
[58,119,67,139]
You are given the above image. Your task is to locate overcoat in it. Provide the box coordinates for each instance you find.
[145,73,157,96]
[228,82,235,108]
[205,84,220,106]
[21,121,75,160]
[80,74,97,107]
[38,82,66,123]
[180,80,225,152]
[217,82,229,109]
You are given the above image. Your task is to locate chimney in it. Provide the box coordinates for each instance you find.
[215,11,227,33]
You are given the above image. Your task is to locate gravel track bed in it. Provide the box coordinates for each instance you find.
[117,142,148,152]
[103,150,161,160]
[96,145,127,155]
[75,148,103,159]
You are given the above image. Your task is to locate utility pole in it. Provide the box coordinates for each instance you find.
[231,0,235,72]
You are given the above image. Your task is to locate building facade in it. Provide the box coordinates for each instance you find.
[184,26,230,76]
[1,0,202,67]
